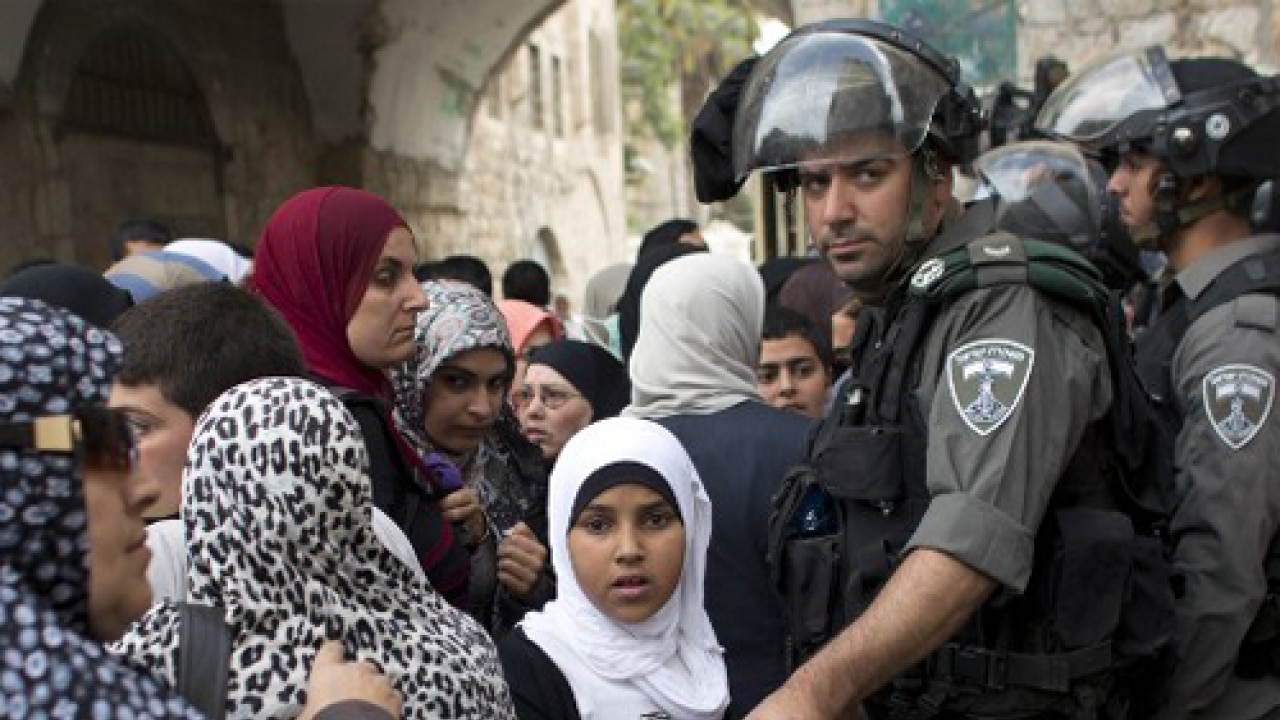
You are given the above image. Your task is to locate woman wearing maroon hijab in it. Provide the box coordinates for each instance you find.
[249,186,472,607]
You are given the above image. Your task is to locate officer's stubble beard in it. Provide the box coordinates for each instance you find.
[817,150,955,306]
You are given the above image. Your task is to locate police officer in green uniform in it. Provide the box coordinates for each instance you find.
[1040,49,1280,718]
[721,20,1144,720]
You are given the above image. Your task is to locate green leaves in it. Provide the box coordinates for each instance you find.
[618,0,761,147]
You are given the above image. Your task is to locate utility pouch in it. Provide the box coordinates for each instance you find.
[1238,594,1280,678]
[769,464,842,667]
[814,425,906,510]
[1049,507,1134,650]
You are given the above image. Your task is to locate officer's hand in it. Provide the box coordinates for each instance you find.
[497,522,548,598]
[299,641,403,720]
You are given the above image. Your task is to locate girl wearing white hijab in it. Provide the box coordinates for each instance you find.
[621,253,814,718]
[500,416,729,720]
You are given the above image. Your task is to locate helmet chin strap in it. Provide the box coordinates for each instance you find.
[905,148,940,244]
[883,149,943,284]
[855,149,944,300]
[1149,172,1255,247]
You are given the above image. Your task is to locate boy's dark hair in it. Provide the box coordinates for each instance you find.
[112,282,305,417]
[418,254,494,296]
[502,260,552,307]
[762,303,835,372]
[109,217,173,261]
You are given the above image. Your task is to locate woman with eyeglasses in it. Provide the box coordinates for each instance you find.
[0,297,402,720]
[516,339,630,467]
[392,281,553,637]
[496,298,564,403]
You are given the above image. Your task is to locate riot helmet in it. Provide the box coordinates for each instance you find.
[732,19,983,187]
[1038,48,1280,180]
[1037,48,1280,241]
[978,140,1142,288]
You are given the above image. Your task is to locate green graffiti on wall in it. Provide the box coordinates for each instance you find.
[880,0,1015,88]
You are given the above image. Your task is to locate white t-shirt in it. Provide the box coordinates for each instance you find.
[145,508,426,602]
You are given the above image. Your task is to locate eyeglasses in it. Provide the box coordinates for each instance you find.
[513,384,582,410]
[0,407,136,473]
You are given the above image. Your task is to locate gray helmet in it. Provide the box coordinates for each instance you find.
[979,140,1142,287]
[731,19,982,186]
[1037,47,1280,180]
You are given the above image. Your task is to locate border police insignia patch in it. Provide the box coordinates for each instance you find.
[1203,364,1274,450]
[947,339,1035,436]
[911,258,946,290]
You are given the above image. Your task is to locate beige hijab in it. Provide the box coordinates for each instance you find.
[625,253,765,418]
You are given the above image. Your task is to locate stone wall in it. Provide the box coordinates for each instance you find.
[789,0,1276,83]
[1021,0,1275,81]
[456,0,628,305]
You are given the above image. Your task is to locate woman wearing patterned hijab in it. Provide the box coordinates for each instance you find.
[114,376,516,720]
[0,297,202,718]
[393,281,553,637]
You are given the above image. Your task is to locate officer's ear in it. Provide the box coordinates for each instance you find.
[1184,174,1223,204]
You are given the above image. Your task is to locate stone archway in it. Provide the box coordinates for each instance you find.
[59,26,224,269]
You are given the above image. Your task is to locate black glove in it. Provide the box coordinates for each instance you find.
[690,56,758,203]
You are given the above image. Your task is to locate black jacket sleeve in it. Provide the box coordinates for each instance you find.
[312,700,395,720]
[498,628,581,720]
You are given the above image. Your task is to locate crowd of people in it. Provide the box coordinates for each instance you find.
[3,15,1280,720]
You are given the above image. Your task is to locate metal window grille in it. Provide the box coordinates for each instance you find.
[63,29,215,147]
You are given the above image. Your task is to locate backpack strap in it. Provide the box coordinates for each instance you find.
[178,602,231,720]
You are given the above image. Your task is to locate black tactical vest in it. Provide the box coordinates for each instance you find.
[770,236,1176,719]
[1135,252,1280,432]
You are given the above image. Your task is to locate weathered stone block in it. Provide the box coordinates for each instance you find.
[1193,6,1260,57]
[1124,11,1179,47]
[1025,0,1069,25]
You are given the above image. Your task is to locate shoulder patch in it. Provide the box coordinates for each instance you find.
[947,339,1035,436]
[1203,364,1275,449]
[911,258,947,290]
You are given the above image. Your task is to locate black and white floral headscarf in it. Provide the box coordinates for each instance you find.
[392,281,552,633]
[0,297,200,719]
[113,376,515,720]
[391,280,544,532]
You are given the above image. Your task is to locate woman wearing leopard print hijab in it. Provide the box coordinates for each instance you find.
[113,376,516,720]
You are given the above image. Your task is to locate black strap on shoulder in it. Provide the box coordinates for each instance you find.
[1188,252,1280,325]
[178,602,231,720]
[1136,251,1280,409]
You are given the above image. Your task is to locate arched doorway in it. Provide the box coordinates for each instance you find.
[530,226,568,291]
[59,27,223,268]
